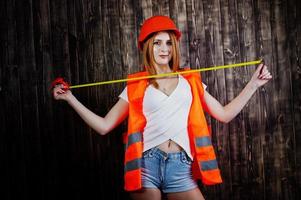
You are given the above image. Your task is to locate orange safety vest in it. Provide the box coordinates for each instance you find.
[123,70,222,191]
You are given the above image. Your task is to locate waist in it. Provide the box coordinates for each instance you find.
[157,139,183,153]
[143,146,186,160]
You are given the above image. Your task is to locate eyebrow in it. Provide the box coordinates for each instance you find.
[154,39,171,41]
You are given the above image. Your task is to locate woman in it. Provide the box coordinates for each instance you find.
[53,15,272,200]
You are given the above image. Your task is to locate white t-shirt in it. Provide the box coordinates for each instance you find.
[119,75,206,160]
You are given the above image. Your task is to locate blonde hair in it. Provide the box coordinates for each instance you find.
[142,31,180,88]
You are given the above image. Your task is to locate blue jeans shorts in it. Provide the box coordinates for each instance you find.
[141,147,198,193]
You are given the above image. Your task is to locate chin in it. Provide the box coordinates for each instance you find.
[158,62,169,65]
[156,60,170,65]
[157,63,170,68]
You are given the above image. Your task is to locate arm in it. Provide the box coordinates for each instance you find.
[53,86,128,135]
[203,63,272,123]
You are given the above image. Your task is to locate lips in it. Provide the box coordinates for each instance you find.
[159,55,169,58]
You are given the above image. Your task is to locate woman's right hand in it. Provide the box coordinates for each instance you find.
[53,84,73,102]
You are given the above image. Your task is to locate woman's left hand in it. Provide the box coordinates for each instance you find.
[250,63,272,89]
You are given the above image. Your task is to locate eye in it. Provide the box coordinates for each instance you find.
[153,41,160,45]
[167,41,172,46]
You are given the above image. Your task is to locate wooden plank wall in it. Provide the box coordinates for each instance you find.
[0,0,300,199]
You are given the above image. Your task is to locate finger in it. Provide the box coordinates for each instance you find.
[259,72,270,79]
[53,87,60,93]
[54,88,65,94]
[261,67,270,75]
[57,89,66,94]
[259,71,270,79]
[256,63,264,74]
[53,87,63,93]
[261,74,272,80]
[266,74,272,79]
[260,65,268,74]
[263,71,271,76]
[259,66,270,79]
[256,64,265,79]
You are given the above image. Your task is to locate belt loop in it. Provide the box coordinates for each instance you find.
[149,147,157,157]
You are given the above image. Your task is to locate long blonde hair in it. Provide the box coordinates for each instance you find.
[142,31,180,88]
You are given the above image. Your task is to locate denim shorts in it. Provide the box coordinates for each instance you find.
[141,147,198,193]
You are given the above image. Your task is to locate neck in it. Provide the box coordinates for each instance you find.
[154,64,172,74]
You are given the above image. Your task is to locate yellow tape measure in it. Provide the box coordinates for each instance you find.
[70,59,262,89]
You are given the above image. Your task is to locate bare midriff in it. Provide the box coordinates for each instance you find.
[157,139,183,153]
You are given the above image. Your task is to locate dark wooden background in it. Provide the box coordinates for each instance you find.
[1,0,300,199]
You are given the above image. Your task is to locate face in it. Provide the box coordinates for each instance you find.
[153,32,172,67]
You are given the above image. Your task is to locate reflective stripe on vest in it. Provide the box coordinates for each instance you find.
[124,70,222,191]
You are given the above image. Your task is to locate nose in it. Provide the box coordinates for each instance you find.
[160,43,169,52]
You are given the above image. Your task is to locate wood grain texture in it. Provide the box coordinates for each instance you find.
[0,0,299,199]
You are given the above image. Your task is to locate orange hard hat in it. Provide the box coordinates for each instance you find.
[138,15,181,50]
